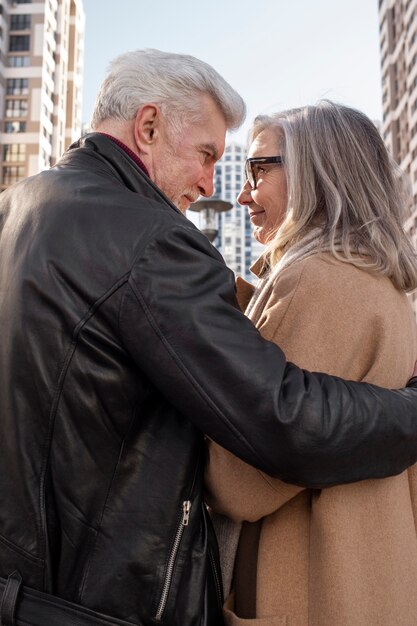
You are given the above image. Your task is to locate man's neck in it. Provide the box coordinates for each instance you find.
[96,132,150,178]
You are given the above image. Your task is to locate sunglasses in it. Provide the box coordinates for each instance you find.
[244,156,284,190]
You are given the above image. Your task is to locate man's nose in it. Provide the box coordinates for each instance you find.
[198,166,215,198]
[237,179,252,205]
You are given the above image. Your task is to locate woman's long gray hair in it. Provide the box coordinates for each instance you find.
[252,100,417,292]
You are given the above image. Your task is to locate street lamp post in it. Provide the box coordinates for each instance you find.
[188,198,232,242]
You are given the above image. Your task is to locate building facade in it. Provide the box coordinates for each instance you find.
[379,0,417,314]
[0,0,84,191]
[213,142,263,283]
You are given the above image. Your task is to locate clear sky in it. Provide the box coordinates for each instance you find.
[82,0,382,144]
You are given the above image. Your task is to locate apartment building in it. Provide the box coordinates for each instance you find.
[212,142,264,283]
[379,0,417,314]
[0,0,84,191]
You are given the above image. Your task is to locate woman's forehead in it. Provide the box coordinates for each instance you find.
[249,129,281,157]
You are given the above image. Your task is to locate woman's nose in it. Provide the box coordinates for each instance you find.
[237,180,253,206]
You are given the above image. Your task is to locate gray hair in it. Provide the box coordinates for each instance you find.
[251,100,417,292]
[91,49,246,133]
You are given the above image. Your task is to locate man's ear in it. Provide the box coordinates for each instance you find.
[133,104,161,153]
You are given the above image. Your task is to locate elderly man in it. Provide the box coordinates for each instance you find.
[0,49,417,626]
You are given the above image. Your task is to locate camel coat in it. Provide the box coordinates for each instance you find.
[206,252,417,626]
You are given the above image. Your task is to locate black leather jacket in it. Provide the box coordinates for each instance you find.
[1,134,417,625]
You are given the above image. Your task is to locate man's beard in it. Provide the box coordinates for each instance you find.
[151,124,199,212]
[153,151,197,212]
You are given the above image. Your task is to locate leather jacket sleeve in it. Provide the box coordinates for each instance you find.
[119,222,417,488]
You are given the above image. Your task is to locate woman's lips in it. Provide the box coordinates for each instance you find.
[249,210,266,225]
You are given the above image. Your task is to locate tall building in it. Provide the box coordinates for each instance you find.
[213,142,263,283]
[0,0,85,191]
[379,0,417,315]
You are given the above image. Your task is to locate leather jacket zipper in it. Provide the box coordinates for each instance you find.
[208,546,223,610]
[155,500,191,621]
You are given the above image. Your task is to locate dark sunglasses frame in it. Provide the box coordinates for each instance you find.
[245,156,284,190]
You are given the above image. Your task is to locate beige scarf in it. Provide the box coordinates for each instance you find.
[246,228,347,323]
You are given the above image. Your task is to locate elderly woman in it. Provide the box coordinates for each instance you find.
[206,101,417,626]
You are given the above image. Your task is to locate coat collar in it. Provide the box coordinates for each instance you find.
[250,254,269,278]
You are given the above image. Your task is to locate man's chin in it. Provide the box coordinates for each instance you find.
[179,196,196,213]
[166,193,197,213]
[177,202,189,214]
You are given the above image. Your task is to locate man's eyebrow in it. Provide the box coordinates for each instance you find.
[199,143,219,161]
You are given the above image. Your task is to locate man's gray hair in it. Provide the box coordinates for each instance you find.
[90,49,246,133]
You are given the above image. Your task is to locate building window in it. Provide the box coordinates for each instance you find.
[6,78,28,96]
[4,121,26,133]
[42,105,53,122]
[9,35,30,52]
[3,144,26,163]
[10,15,31,31]
[42,126,52,142]
[42,149,51,167]
[5,99,28,118]
[8,55,30,67]
[2,166,25,186]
